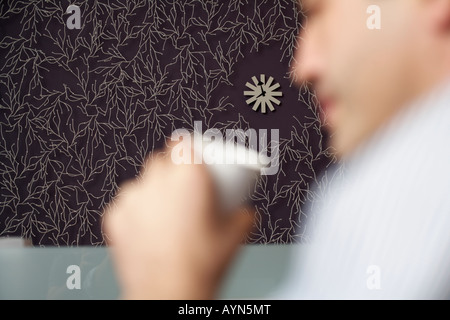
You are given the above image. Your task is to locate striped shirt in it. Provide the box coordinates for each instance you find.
[279,79,450,299]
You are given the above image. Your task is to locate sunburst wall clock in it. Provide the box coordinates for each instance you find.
[244,74,283,113]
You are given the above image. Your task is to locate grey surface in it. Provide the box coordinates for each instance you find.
[220,245,294,299]
[0,244,295,300]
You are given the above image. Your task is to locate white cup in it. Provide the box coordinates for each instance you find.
[193,136,267,213]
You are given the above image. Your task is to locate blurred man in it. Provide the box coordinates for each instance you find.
[105,0,450,299]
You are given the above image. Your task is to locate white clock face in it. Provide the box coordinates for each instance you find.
[244,74,283,113]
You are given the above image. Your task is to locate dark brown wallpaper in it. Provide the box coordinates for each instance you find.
[0,0,335,245]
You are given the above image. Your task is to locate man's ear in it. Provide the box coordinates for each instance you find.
[426,0,450,34]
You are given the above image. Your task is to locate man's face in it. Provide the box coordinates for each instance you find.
[295,0,421,157]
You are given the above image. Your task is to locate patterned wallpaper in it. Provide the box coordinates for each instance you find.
[0,0,335,246]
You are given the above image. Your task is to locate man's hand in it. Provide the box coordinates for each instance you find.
[103,142,254,299]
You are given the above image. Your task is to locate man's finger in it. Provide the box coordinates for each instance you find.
[221,207,255,259]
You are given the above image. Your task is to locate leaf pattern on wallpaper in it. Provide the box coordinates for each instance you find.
[0,0,336,245]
